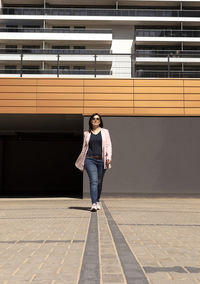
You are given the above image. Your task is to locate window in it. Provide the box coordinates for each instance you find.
[52,66,70,74]
[22,25,40,28]
[74,26,86,30]
[5,65,17,74]
[73,46,85,49]
[52,46,69,49]
[22,45,40,49]
[52,66,69,70]
[22,65,40,74]
[52,26,70,30]
[73,66,85,70]
[5,65,16,69]
[5,45,17,53]
[6,25,18,32]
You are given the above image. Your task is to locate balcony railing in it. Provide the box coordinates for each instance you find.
[136,29,200,37]
[136,70,200,78]
[0,48,112,55]
[1,50,200,78]
[0,27,112,33]
[0,69,112,75]
[136,50,200,57]
[2,68,200,78]
[1,7,200,17]
[2,48,200,57]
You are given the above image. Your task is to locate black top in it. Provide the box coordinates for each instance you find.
[87,131,102,157]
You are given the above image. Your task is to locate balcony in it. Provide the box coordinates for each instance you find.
[136,29,200,43]
[136,50,200,57]
[136,30,200,38]
[1,50,200,78]
[0,27,112,34]
[136,70,200,78]
[0,27,112,41]
[0,68,112,77]
[0,48,113,65]
[135,50,200,64]
[1,7,200,18]
[0,48,112,55]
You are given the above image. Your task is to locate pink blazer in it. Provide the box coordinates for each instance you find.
[75,127,112,171]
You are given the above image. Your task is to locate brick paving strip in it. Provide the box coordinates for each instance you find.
[102,201,149,284]
[78,212,100,284]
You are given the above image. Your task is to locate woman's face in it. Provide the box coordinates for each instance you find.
[91,115,100,128]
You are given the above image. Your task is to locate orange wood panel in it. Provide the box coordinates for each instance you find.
[84,86,133,94]
[0,100,36,107]
[84,101,133,107]
[0,86,37,92]
[0,93,36,99]
[134,108,185,115]
[36,107,83,114]
[184,87,200,94]
[37,93,83,100]
[3,78,200,116]
[37,100,83,107]
[185,101,200,107]
[134,94,183,100]
[134,79,183,87]
[184,80,200,87]
[84,93,133,100]
[134,101,184,107]
[83,108,133,115]
[185,108,200,115]
[37,86,83,93]
[184,95,200,100]
[36,79,83,86]
[84,79,133,87]
[0,107,36,113]
[0,78,37,85]
[134,87,183,94]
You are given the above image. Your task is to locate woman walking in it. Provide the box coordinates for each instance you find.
[75,113,112,212]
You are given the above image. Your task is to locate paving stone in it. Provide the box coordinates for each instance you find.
[0,198,200,283]
[102,273,125,282]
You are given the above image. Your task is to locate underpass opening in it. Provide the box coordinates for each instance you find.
[0,114,83,197]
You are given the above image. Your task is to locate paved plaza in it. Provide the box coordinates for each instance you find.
[0,197,200,284]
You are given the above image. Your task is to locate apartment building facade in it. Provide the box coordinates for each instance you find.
[1,0,200,78]
[1,1,200,197]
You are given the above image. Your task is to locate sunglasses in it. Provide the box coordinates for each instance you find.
[92,117,100,121]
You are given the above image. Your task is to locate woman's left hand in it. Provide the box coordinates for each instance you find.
[106,159,111,166]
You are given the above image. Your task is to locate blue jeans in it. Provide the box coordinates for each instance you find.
[84,157,106,204]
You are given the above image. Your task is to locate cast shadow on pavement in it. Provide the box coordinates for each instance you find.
[68,206,91,211]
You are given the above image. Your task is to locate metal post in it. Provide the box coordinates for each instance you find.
[57,54,60,77]
[20,49,23,77]
[167,54,170,78]
[94,54,97,78]
[131,53,136,78]
[116,1,119,9]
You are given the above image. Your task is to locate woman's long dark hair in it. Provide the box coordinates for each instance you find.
[89,113,103,131]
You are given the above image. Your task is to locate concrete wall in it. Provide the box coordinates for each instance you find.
[111,26,135,78]
[83,116,200,197]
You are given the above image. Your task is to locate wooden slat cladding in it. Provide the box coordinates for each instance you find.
[1,78,200,115]
[134,79,183,87]
[0,78,37,113]
[36,79,84,113]
[133,79,184,116]
[0,78,37,86]
[83,79,133,115]
[184,79,200,115]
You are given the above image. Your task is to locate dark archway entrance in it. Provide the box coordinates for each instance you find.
[0,114,83,197]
